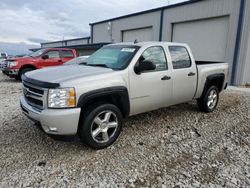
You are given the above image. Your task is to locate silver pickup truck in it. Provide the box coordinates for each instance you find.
[20,42,229,149]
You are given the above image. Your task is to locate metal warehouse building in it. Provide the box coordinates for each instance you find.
[42,0,250,85]
[40,37,108,56]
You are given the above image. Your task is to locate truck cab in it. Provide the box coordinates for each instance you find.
[20,42,229,149]
[3,48,77,80]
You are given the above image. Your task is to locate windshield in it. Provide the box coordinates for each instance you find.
[29,49,46,57]
[84,45,139,70]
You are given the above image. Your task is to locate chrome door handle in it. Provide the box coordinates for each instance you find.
[161,75,171,80]
[188,72,196,76]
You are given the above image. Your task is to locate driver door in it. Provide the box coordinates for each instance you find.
[129,46,173,115]
[42,50,62,67]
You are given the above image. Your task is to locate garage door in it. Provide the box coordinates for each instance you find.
[122,27,153,42]
[172,16,229,62]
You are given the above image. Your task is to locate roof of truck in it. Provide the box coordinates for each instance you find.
[106,41,187,47]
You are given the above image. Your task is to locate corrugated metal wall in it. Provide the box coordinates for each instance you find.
[92,11,161,43]
[90,0,249,85]
[162,0,241,83]
[236,0,250,85]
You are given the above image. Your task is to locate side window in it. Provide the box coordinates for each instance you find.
[61,50,74,58]
[44,51,60,58]
[169,46,191,69]
[139,46,167,71]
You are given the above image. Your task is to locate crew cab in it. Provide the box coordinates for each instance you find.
[3,48,77,79]
[20,42,229,149]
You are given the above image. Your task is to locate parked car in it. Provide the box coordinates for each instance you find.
[2,48,77,80]
[20,42,229,149]
[0,52,8,70]
[64,56,89,65]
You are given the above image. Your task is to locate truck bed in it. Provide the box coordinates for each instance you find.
[194,62,229,99]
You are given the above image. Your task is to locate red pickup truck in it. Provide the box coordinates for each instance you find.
[2,48,77,80]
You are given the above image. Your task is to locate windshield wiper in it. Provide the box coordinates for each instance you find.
[79,62,110,68]
[79,62,87,65]
[87,64,109,68]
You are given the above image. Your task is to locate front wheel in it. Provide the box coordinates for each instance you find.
[78,103,123,149]
[197,86,219,113]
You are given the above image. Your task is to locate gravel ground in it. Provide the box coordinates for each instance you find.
[0,72,250,187]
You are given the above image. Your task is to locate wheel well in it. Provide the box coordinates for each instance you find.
[81,94,129,118]
[201,74,225,98]
[208,78,223,91]
[19,65,36,74]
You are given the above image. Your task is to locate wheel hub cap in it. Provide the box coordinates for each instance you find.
[207,89,217,109]
[100,122,108,130]
[91,110,118,143]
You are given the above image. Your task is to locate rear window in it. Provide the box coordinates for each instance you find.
[169,46,191,69]
[61,50,74,58]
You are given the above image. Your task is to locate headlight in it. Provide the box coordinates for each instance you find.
[48,88,76,108]
[8,61,18,67]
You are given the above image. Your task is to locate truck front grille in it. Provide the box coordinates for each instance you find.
[23,83,44,95]
[3,61,8,68]
[22,81,47,110]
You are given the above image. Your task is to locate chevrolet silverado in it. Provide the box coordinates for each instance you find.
[20,42,229,149]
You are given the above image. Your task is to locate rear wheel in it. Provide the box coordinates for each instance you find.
[78,103,123,149]
[197,86,219,112]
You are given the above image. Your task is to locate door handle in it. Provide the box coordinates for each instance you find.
[161,75,171,80]
[58,59,62,62]
[188,72,196,76]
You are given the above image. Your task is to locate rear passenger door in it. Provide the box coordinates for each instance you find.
[168,46,197,104]
[61,50,75,64]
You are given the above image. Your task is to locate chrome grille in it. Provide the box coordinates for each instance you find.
[3,61,8,68]
[22,81,47,110]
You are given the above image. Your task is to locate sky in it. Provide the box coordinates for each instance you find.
[0,0,185,55]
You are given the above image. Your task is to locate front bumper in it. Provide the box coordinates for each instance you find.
[20,96,81,135]
[3,68,19,76]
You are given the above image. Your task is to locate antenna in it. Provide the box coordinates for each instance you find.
[134,39,138,44]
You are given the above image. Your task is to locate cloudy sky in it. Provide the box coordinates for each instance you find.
[0,0,185,55]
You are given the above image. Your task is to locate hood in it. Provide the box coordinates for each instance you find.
[25,65,113,84]
[8,56,36,63]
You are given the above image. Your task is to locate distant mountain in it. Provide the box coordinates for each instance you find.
[0,42,40,56]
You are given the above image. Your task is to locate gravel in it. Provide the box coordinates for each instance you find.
[0,72,250,187]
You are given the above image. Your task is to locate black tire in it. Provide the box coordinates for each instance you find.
[197,86,219,113]
[78,103,123,150]
[19,68,34,80]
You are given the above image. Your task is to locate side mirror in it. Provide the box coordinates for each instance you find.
[135,60,156,74]
[42,54,49,60]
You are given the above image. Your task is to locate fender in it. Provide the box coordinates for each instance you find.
[77,86,130,117]
[201,73,225,98]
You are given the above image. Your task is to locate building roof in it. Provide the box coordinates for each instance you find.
[64,43,110,49]
[31,43,110,52]
[40,36,91,45]
[89,0,203,25]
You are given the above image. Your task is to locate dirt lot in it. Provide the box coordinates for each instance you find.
[0,72,250,187]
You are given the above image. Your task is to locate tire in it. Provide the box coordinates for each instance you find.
[19,68,34,80]
[197,86,219,113]
[78,103,123,149]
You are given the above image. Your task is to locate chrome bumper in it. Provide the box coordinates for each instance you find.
[20,96,81,135]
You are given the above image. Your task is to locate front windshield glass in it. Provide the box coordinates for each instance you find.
[85,45,139,70]
[30,49,46,57]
